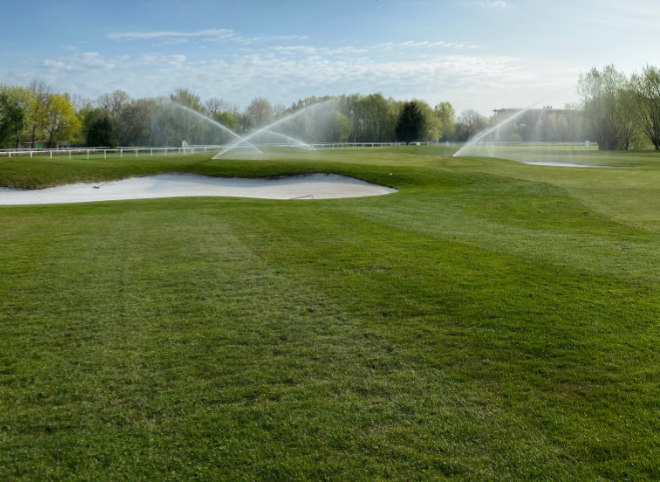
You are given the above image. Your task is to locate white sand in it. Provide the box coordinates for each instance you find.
[0,173,397,206]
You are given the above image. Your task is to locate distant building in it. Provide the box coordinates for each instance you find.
[489,107,584,142]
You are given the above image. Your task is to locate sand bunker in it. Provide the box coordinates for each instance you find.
[0,173,397,206]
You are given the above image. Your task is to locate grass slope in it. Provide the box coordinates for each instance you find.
[1,147,659,480]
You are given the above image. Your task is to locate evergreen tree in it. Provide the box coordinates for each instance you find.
[86,113,115,147]
[395,101,426,144]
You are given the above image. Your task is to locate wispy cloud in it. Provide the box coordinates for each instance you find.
[271,45,369,56]
[377,40,480,50]
[2,24,580,114]
[43,52,123,72]
[108,29,308,45]
[589,0,660,28]
[108,29,236,41]
[24,44,546,113]
[477,1,514,8]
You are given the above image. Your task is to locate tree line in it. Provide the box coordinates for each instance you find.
[0,86,457,149]
[1,64,659,150]
[578,65,660,150]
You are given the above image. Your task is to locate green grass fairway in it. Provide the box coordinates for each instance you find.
[1,146,659,480]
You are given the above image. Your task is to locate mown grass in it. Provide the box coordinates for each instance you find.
[1,147,659,480]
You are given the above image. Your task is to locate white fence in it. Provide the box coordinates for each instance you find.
[0,145,224,160]
[0,142,450,160]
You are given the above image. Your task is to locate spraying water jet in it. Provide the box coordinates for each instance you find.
[166,102,262,154]
[213,99,336,158]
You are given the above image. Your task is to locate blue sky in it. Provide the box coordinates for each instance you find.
[1,0,658,114]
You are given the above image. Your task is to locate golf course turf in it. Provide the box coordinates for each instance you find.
[1,146,658,479]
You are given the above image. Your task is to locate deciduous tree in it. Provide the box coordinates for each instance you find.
[454,109,487,141]
[578,65,635,150]
[416,100,441,141]
[97,90,130,118]
[0,86,26,148]
[43,93,81,148]
[245,98,274,130]
[25,81,51,147]
[327,111,353,142]
[434,102,455,141]
[629,65,660,150]
[356,93,390,142]
[117,98,157,146]
[169,88,203,113]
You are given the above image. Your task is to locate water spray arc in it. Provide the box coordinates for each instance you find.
[453,108,531,157]
[213,100,335,158]
[167,99,335,158]
[256,130,316,150]
[168,102,262,154]
[453,93,559,158]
